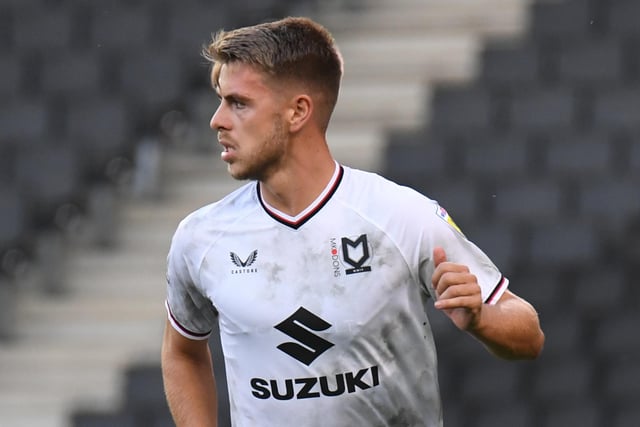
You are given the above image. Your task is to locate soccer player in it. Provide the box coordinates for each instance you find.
[161,17,544,427]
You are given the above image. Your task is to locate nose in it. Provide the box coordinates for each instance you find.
[210,101,227,131]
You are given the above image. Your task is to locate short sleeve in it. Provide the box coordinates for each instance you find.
[419,203,509,305]
[165,221,217,340]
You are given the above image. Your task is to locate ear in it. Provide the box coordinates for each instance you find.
[287,94,313,133]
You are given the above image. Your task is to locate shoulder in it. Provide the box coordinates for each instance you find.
[172,182,258,246]
[339,167,438,217]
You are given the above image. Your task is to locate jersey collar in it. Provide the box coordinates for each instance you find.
[257,161,344,230]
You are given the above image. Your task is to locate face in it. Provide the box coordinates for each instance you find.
[210,62,289,181]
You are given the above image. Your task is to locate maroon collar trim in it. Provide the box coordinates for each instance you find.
[257,165,344,230]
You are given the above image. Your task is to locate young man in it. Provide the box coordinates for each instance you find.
[162,17,544,427]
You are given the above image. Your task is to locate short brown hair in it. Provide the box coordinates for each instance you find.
[203,17,343,129]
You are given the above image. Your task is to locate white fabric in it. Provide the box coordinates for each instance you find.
[166,165,508,427]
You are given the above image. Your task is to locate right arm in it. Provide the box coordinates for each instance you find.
[161,319,218,427]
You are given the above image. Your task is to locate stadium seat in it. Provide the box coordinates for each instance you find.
[464,222,517,273]
[508,88,575,131]
[166,3,232,63]
[0,186,27,254]
[544,131,614,179]
[603,359,640,405]
[12,5,75,52]
[572,267,626,316]
[118,50,186,121]
[41,51,103,97]
[0,99,48,141]
[0,56,21,100]
[71,411,137,427]
[430,85,497,134]
[0,142,16,185]
[529,0,597,43]
[382,129,449,187]
[630,139,640,175]
[541,401,602,427]
[579,178,640,232]
[90,3,154,50]
[532,356,594,404]
[593,87,640,130]
[15,144,83,228]
[612,404,640,427]
[461,133,531,180]
[480,42,544,89]
[556,39,624,87]
[510,267,563,313]
[459,359,524,405]
[606,0,640,37]
[473,403,535,427]
[594,311,640,359]
[492,180,563,225]
[528,221,599,267]
[122,364,168,415]
[65,97,133,177]
[536,311,583,359]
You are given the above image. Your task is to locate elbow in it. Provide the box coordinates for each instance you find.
[527,328,545,360]
[508,327,545,361]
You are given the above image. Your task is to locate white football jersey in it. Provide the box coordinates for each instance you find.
[166,163,508,427]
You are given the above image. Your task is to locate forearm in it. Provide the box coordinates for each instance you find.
[470,294,544,360]
[162,330,218,426]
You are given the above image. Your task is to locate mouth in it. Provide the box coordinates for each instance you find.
[218,138,235,161]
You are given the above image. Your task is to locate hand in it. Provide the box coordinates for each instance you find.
[431,247,483,331]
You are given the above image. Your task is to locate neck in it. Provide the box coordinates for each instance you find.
[259,144,336,217]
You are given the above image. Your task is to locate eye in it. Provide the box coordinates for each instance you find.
[231,100,246,109]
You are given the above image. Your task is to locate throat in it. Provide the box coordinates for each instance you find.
[257,162,343,228]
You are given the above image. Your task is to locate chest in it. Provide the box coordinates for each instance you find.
[198,220,416,337]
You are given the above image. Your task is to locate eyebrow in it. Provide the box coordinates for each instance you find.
[216,89,252,105]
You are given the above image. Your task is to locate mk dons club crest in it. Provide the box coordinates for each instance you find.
[329,234,373,276]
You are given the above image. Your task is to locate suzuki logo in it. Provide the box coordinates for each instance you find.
[274,307,334,366]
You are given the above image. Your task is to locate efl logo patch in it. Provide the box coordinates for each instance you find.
[436,206,463,235]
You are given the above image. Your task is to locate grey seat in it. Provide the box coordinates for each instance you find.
[529,0,597,43]
[556,39,624,87]
[606,0,640,37]
[71,411,137,427]
[480,42,544,89]
[90,4,154,50]
[0,100,48,141]
[493,180,563,225]
[119,50,185,117]
[528,221,599,267]
[593,87,640,131]
[12,5,74,52]
[66,97,133,176]
[0,56,21,100]
[430,85,497,134]
[41,51,103,97]
[0,186,27,254]
[532,356,594,404]
[541,401,602,427]
[604,359,640,405]
[15,144,82,228]
[544,131,614,179]
[508,88,575,131]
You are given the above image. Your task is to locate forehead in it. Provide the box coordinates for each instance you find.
[212,62,272,96]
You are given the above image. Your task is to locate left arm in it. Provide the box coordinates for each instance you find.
[432,247,545,360]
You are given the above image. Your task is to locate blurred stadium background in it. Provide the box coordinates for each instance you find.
[0,0,639,426]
